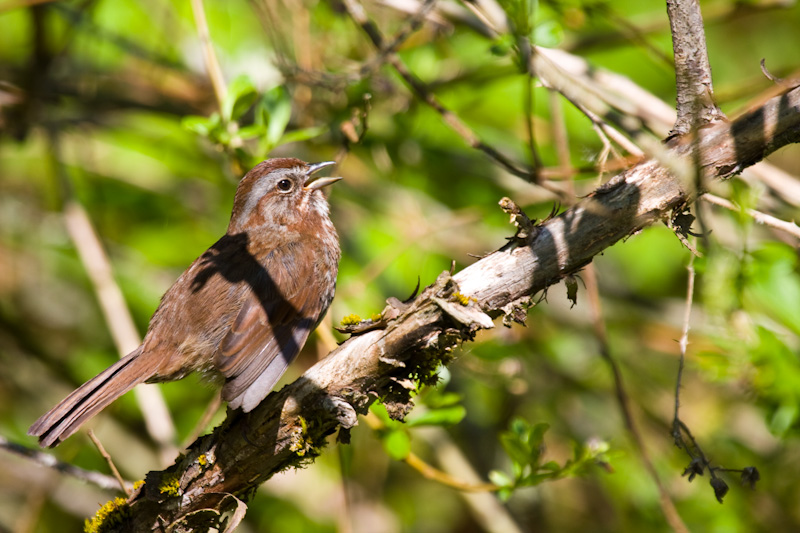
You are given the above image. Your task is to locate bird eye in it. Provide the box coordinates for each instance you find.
[276,178,293,192]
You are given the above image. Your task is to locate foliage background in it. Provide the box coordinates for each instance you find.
[1,0,799,531]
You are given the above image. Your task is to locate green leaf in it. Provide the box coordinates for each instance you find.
[238,124,266,140]
[520,472,557,486]
[223,75,259,122]
[276,126,326,147]
[382,429,411,460]
[370,403,393,425]
[406,405,466,427]
[259,86,293,149]
[539,460,561,472]
[488,469,513,488]
[426,391,462,409]
[500,432,531,471]
[529,422,549,448]
[744,243,800,336]
[182,113,221,137]
[532,20,563,47]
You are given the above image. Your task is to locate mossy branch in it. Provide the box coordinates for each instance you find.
[97,85,800,532]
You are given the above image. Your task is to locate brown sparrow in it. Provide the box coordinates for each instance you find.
[30,158,341,447]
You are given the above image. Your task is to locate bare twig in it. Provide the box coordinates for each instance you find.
[583,265,689,533]
[674,251,695,429]
[0,435,128,492]
[702,193,800,240]
[88,430,130,496]
[666,0,724,137]
[47,134,177,463]
[670,253,727,492]
[341,0,534,181]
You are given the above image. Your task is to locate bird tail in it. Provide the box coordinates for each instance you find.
[29,347,149,447]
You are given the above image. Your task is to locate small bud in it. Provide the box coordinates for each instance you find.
[682,457,704,482]
[710,477,729,503]
[565,275,578,308]
[741,466,760,489]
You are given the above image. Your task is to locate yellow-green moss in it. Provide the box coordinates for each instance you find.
[289,416,315,457]
[340,314,362,325]
[369,312,382,322]
[197,453,209,467]
[84,497,130,533]
[132,480,145,491]
[158,473,181,497]
[453,292,473,306]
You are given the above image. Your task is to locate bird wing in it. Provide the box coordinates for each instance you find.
[215,240,325,412]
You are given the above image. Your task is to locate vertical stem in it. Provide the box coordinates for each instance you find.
[191,0,227,112]
[674,252,696,427]
[666,0,723,137]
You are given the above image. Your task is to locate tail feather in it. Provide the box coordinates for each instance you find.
[29,347,149,447]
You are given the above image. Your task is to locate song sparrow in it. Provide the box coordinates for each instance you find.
[29,158,342,447]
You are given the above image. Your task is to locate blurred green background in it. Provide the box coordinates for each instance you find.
[1,0,800,531]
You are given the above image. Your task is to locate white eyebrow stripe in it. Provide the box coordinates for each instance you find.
[235,167,305,228]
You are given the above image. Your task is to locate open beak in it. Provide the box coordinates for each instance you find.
[304,161,342,190]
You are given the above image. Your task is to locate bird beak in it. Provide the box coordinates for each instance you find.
[304,161,342,190]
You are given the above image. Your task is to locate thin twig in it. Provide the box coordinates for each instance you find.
[181,392,223,450]
[671,252,736,494]
[88,430,130,496]
[673,252,695,431]
[523,75,543,183]
[362,413,498,492]
[404,452,498,492]
[702,193,800,240]
[0,435,128,492]
[583,265,689,533]
[190,0,227,112]
[548,89,575,197]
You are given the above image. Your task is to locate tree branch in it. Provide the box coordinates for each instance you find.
[90,84,800,532]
